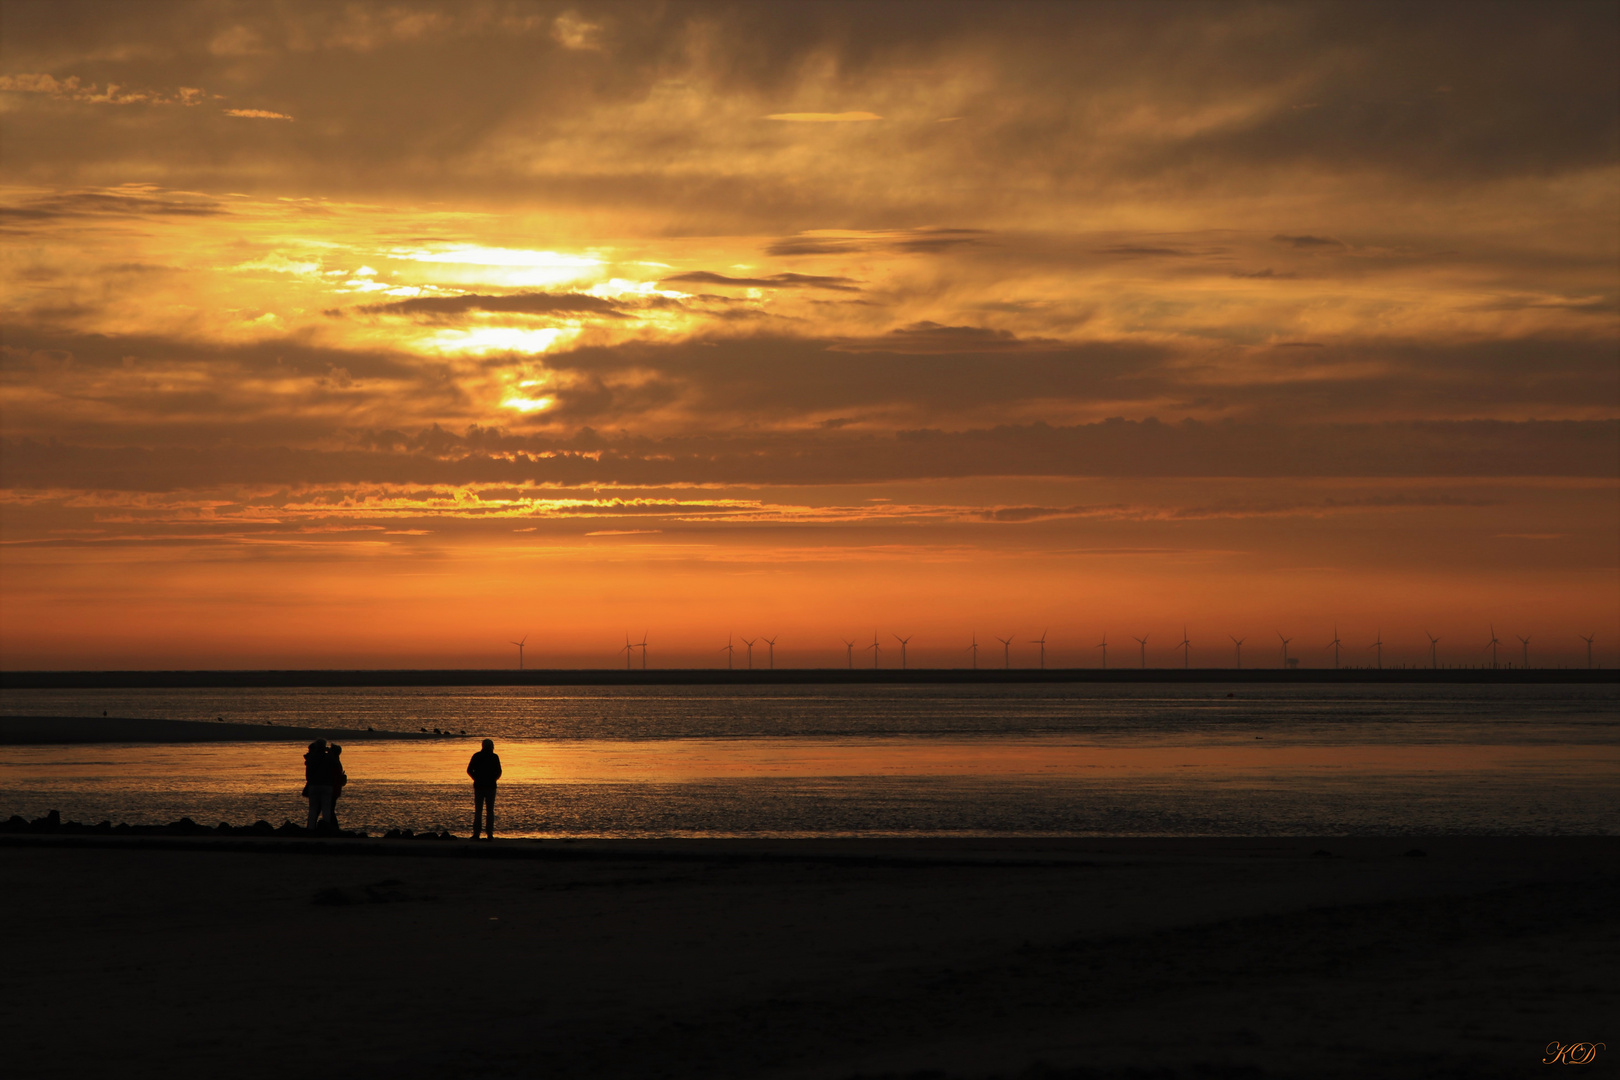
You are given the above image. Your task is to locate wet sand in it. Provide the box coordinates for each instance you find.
[1,835,1613,1078]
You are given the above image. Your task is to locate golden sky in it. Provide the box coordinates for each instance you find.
[2,0,1617,669]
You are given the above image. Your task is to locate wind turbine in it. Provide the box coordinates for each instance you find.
[1517,634,1529,669]
[721,635,735,671]
[742,637,756,670]
[967,633,980,670]
[1134,634,1149,669]
[867,631,882,669]
[1425,631,1439,669]
[996,634,1013,670]
[509,635,527,671]
[1485,625,1501,669]
[764,636,777,670]
[1277,631,1293,668]
[1178,627,1191,669]
[1368,630,1382,670]
[1581,633,1594,669]
[1095,633,1107,669]
[620,634,635,670]
[1228,634,1243,669]
[1032,630,1048,670]
[1326,627,1343,669]
[894,634,912,670]
[841,638,855,669]
[637,631,648,670]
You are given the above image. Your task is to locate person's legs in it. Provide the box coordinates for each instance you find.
[306,785,332,832]
[317,788,336,832]
[471,787,483,839]
[483,787,495,839]
[474,787,494,839]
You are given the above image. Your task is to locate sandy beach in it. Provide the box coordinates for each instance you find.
[1,834,1613,1079]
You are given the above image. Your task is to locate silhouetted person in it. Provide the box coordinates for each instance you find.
[327,744,348,832]
[467,739,502,840]
[303,740,334,832]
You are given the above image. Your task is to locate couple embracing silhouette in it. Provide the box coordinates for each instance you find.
[302,739,347,833]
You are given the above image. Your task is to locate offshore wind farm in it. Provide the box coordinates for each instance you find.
[4,622,1612,687]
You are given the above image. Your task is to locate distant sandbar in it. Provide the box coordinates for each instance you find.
[0,715,453,744]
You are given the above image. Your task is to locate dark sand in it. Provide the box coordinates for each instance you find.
[0,715,447,743]
[0,835,1613,1078]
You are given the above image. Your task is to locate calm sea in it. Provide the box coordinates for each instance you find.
[3,683,1617,838]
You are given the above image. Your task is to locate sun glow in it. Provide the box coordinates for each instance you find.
[388,245,604,287]
[502,395,555,413]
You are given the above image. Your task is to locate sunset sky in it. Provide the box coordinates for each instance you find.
[2,0,1616,670]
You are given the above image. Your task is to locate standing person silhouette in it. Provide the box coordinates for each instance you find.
[467,739,502,840]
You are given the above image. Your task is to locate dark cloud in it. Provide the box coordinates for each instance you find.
[345,292,626,317]
[765,229,987,257]
[2,3,1612,222]
[0,188,226,223]
[1096,245,1190,257]
[532,334,1167,423]
[4,418,1613,493]
[5,326,1612,451]
[660,271,860,291]
[1272,234,1344,248]
[0,327,424,383]
[831,322,1051,354]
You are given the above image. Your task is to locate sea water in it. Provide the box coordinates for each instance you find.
[3,683,1616,837]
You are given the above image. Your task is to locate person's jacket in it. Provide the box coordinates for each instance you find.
[467,750,502,787]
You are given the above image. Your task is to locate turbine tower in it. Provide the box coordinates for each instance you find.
[996,634,1013,670]
[867,631,882,669]
[1134,634,1149,669]
[1517,634,1529,669]
[1326,627,1343,670]
[1277,631,1293,668]
[1425,631,1439,669]
[638,631,648,670]
[1368,630,1382,670]
[1032,629,1048,670]
[1228,634,1244,669]
[1095,633,1107,669]
[1485,625,1501,669]
[1581,633,1594,669]
[509,635,527,671]
[841,638,855,669]
[967,633,980,670]
[742,637,756,670]
[764,636,777,670]
[620,634,635,671]
[721,635,735,671]
[893,634,912,670]
[1178,627,1191,669]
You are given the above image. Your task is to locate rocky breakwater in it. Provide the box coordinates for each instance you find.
[2,809,457,840]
